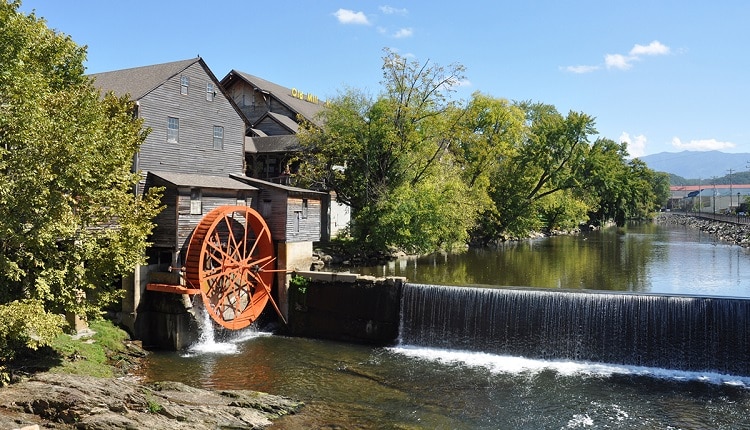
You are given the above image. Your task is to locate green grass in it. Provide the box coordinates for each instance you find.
[47,319,132,378]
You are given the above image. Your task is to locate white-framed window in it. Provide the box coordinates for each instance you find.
[206,82,215,101]
[180,75,189,95]
[167,117,179,143]
[213,126,224,150]
[190,188,202,215]
[302,198,309,219]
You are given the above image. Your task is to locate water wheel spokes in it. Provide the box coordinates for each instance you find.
[184,206,278,330]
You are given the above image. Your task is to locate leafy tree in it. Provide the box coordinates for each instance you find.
[452,92,525,197]
[582,138,631,225]
[650,171,671,208]
[297,49,476,253]
[583,138,663,225]
[476,102,597,239]
[0,1,162,361]
[537,190,590,231]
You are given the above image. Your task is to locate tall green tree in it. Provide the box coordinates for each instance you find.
[480,102,598,239]
[0,1,162,361]
[297,49,476,253]
[583,138,663,226]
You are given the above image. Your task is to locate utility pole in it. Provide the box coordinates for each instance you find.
[712,176,717,216]
[728,168,734,209]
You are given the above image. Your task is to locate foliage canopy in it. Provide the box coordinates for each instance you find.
[297,49,667,254]
[0,1,162,365]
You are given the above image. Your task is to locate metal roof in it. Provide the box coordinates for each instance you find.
[230,174,326,196]
[148,171,257,190]
[248,135,301,154]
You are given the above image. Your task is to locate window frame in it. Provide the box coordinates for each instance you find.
[190,188,202,215]
[167,116,179,143]
[213,125,224,150]
[180,75,189,95]
[206,82,215,101]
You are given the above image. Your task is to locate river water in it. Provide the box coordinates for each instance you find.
[137,221,750,429]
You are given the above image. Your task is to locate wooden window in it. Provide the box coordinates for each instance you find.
[302,198,309,219]
[213,126,224,150]
[190,188,202,215]
[206,82,215,101]
[180,75,189,95]
[167,117,179,143]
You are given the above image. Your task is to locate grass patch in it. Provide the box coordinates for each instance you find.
[46,319,133,378]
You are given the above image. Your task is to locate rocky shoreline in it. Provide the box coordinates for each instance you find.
[0,330,302,430]
[655,213,750,247]
[0,372,302,430]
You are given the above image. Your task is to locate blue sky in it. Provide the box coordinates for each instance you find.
[19,1,750,157]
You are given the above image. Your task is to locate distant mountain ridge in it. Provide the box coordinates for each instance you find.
[637,150,750,180]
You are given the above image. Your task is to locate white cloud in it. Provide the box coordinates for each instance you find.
[620,132,648,158]
[605,53,635,70]
[563,65,600,74]
[379,5,408,15]
[566,40,671,73]
[630,40,670,56]
[393,27,413,38]
[334,9,370,25]
[671,137,736,151]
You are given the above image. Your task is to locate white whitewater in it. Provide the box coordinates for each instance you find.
[182,305,271,357]
[390,345,750,388]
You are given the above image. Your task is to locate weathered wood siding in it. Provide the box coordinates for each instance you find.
[175,189,248,252]
[257,188,288,242]
[137,61,245,177]
[254,116,290,136]
[269,99,295,120]
[146,181,257,253]
[149,186,179,249]
[256,189,321,243]
[227,80,296,127]
[286,197,321,242]
[228,83,267,125]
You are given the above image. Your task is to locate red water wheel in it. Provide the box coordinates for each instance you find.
[184,206,279,330]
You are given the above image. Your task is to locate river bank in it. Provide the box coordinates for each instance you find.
[0,322,302,430]
[655,213,750,247]
[0,372,302,430]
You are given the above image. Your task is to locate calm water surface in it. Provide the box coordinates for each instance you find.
[138,222,750,429]
[351,221,750,298]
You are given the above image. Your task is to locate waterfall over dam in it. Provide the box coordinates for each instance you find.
[399,283,750,376]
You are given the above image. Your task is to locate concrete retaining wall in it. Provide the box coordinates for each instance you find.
[134,290,199,350]
[284,271,404,345]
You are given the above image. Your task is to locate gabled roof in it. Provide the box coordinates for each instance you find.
[246,135,301,154]
[90,57,248,126]
[148,171,257,191]
[221,70,325,128]
[90,58,200,100]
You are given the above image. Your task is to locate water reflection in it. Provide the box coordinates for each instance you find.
[350,222,750,298]
[139,335,750,429]
[136,222,750,428]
